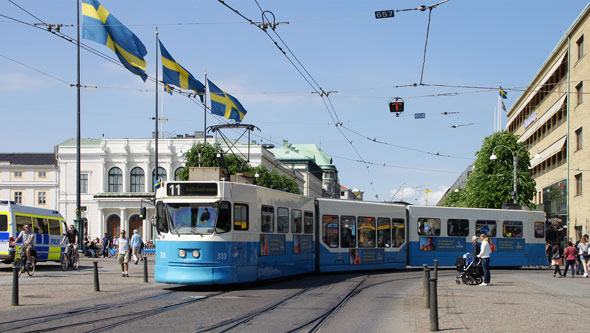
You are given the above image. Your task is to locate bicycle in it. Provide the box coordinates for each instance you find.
[15,245,36,277]
[60,244,80,271]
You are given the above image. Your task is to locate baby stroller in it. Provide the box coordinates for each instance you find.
[456,253,484,285]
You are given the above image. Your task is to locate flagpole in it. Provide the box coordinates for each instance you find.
[155,26,159,197]
[75,0,83,248]
[204,72,207,144]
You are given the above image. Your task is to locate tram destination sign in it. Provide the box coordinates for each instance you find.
[167,182,218,196]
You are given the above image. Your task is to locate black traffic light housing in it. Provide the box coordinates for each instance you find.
[389,97,404,116]
[139,207,147,219]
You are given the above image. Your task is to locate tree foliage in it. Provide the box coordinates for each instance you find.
[442,131,536,209]
[178,142,300,194]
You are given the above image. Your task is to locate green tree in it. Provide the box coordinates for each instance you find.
[178,142,300,194]
[441,188,466,207]
[461,131,536,209]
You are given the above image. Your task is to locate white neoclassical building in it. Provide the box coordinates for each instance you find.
[56,136,306,241]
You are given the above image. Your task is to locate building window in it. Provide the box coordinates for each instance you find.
[14,191,22,204]
[14,171,22,178]
[576,127,583,151]
[575,173,583,196]
[576,82,583,105]
[130,167,145,192]
[108,167,123,192]
[38,171,46,178]
[577,35,584,60]
[80,173,88,193]
[174,167,184,180]
[38,192,46,205]
[151,167,167,191]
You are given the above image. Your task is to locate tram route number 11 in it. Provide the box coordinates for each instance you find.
[375,10,394,19]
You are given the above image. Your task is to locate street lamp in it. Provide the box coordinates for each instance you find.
[489,145,539,204]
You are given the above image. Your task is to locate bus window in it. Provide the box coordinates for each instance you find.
[358,217,376,248]
[503,221,523,238]
[448,219,469,237]
[34,217,49,234]
[476,220,496,237]
[216,201,231,233]
[277,207,289,233]
[304,211,313,234]
[393,219,405,247]
[322,215,339,247]
[291,209,302,234]
[340,216,356,248]
[234,204,249,231]
[48,219,61,235]
[417,218,440,236]
[15,215,32,233]
[534,222,544,238]
[261,205,274,233]
[377,217,391,248]
[0,215,7,232]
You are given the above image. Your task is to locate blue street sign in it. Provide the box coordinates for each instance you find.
[414,113,426,119]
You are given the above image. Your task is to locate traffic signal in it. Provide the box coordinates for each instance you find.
[139,207,146,219]
[389,101,404,112]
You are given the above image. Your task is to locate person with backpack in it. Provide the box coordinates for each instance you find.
[551,242,563,278]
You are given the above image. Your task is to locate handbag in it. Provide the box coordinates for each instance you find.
[552,251,560,260]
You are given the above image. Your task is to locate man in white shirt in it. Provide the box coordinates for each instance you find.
[117,230,130,277]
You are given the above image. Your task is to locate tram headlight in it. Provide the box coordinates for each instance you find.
[192,249,200,258]
[178,249,187,258]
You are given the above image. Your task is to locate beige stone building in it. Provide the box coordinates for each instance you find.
[507,4,590,242]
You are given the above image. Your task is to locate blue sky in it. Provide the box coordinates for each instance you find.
[1,0,588,204]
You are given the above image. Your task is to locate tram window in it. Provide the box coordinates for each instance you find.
[447,219,469,237]
[48,219,61,235]
[277,207,289,233]
[358,216,376,248]
[534,222,545,238]
[156,202,169,234]
[15,215,32,233]
[340,216,356,248]
[304,211,314,234]
[503,221,523,238]
[234,204,249,231]
[292,209,302,234]
[417,218,440,236]
[476,220,496,237]
[0,215,7,232]
[216,201,231,233]
[377,217,391,248]
[392,219,405,248]
[261,205,274,233]
[322,215,339,248]
[34,217,49,234]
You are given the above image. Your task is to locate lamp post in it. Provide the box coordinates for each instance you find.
[489,145,538,204]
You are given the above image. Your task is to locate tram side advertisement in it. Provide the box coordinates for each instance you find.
[419,237,466,252]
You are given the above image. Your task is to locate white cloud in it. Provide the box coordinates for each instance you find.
[0,73,47,92]
[390,185,449,206]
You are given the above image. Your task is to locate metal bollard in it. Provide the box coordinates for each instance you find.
[93,261,100,292]
[429,277,439,331]
[11,262,18,306]
[434,260,439,279]
[143,257,148,283]
[424,268,430,309]
[422,264,428,296]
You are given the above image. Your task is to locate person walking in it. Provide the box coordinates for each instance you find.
[551,242,563,278]
[130,229,143,264]
[102,233,111,258]
[477,234,492,286]
[577,235,590,277]
[545,242,553,268]
[562,241,578,278]
[117,230,131,277]
[470,235,481,261]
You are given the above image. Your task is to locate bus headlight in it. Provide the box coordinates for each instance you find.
[178,249,187,258]
[192,249,200,258]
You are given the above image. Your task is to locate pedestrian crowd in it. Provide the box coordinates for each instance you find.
[547,234,590,278]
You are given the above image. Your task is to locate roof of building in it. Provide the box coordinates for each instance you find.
[0,153,55,165]
[270,141,335,169]
[58,138,103,147]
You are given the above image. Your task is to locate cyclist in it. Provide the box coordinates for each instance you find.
[60,224,79,262]
[14,224,35,265]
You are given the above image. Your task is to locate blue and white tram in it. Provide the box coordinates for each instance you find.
[154,181,315,285]
[316,198,407,272]
[407,205,546,267]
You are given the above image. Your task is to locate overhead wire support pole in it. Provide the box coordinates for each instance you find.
[155,27,159,201]
[75,0,83,248]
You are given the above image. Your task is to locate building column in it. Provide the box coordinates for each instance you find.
[145,162,151,193]
[97,208,104,237]
[100,159,106,193]
[120,208,128,234]
[122,161,129,193]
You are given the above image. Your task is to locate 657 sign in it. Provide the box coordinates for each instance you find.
[374,10,394,19]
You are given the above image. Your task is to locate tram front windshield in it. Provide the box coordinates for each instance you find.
[166,203,218,235]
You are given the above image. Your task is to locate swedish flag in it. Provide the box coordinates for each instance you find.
[154,178,162,190]
[82,0,148,81]
[208,79,247,123]
[499,87,507,99]
[159,41,205,93]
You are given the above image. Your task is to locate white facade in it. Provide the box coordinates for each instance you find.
[56,137,304,241]
[0,155,58,210]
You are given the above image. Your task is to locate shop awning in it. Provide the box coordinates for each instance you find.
[518,94,567,143]
[530,136,567,169]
